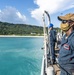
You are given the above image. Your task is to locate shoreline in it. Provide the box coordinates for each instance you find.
[0,35,44,37]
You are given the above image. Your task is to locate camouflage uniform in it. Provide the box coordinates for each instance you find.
[48,23,56,64]
[58,13,74,75]
[59,31,74,75]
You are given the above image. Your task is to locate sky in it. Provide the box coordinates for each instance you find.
[0,0,74,27]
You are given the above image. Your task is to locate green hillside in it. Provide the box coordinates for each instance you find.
[0,21,43,36]
[0,21,60,36]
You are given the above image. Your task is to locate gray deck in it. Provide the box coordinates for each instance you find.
[54,47,60,75]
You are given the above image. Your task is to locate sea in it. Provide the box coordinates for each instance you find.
[0,37,44,75]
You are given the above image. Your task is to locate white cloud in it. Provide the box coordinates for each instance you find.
[31,0,74,24]
[0,10,1,12]
[0,6,26,24]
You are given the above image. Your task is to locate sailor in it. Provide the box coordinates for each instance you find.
[58,13,74,75]
[48,23,57,64]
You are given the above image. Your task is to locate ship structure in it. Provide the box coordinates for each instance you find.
[41,11,62,75]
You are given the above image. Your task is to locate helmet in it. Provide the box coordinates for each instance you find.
[48,23,53,28]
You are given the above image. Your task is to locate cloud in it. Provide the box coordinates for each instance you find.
[0,6,26,24]
[31,0,74,24]
[0,10,1,12]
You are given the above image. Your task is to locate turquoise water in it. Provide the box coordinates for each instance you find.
[0,37,44,75]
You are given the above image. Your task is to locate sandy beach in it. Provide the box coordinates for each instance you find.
[0,35,44,37]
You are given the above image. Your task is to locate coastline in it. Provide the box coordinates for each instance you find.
[0,35,44,37]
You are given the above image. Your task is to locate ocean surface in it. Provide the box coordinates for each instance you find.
[0,37,44,75]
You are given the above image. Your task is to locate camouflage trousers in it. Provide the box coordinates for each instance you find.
[60,64,74,75]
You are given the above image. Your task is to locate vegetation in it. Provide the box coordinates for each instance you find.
[0,21,43,36]
[0,21,60,36]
